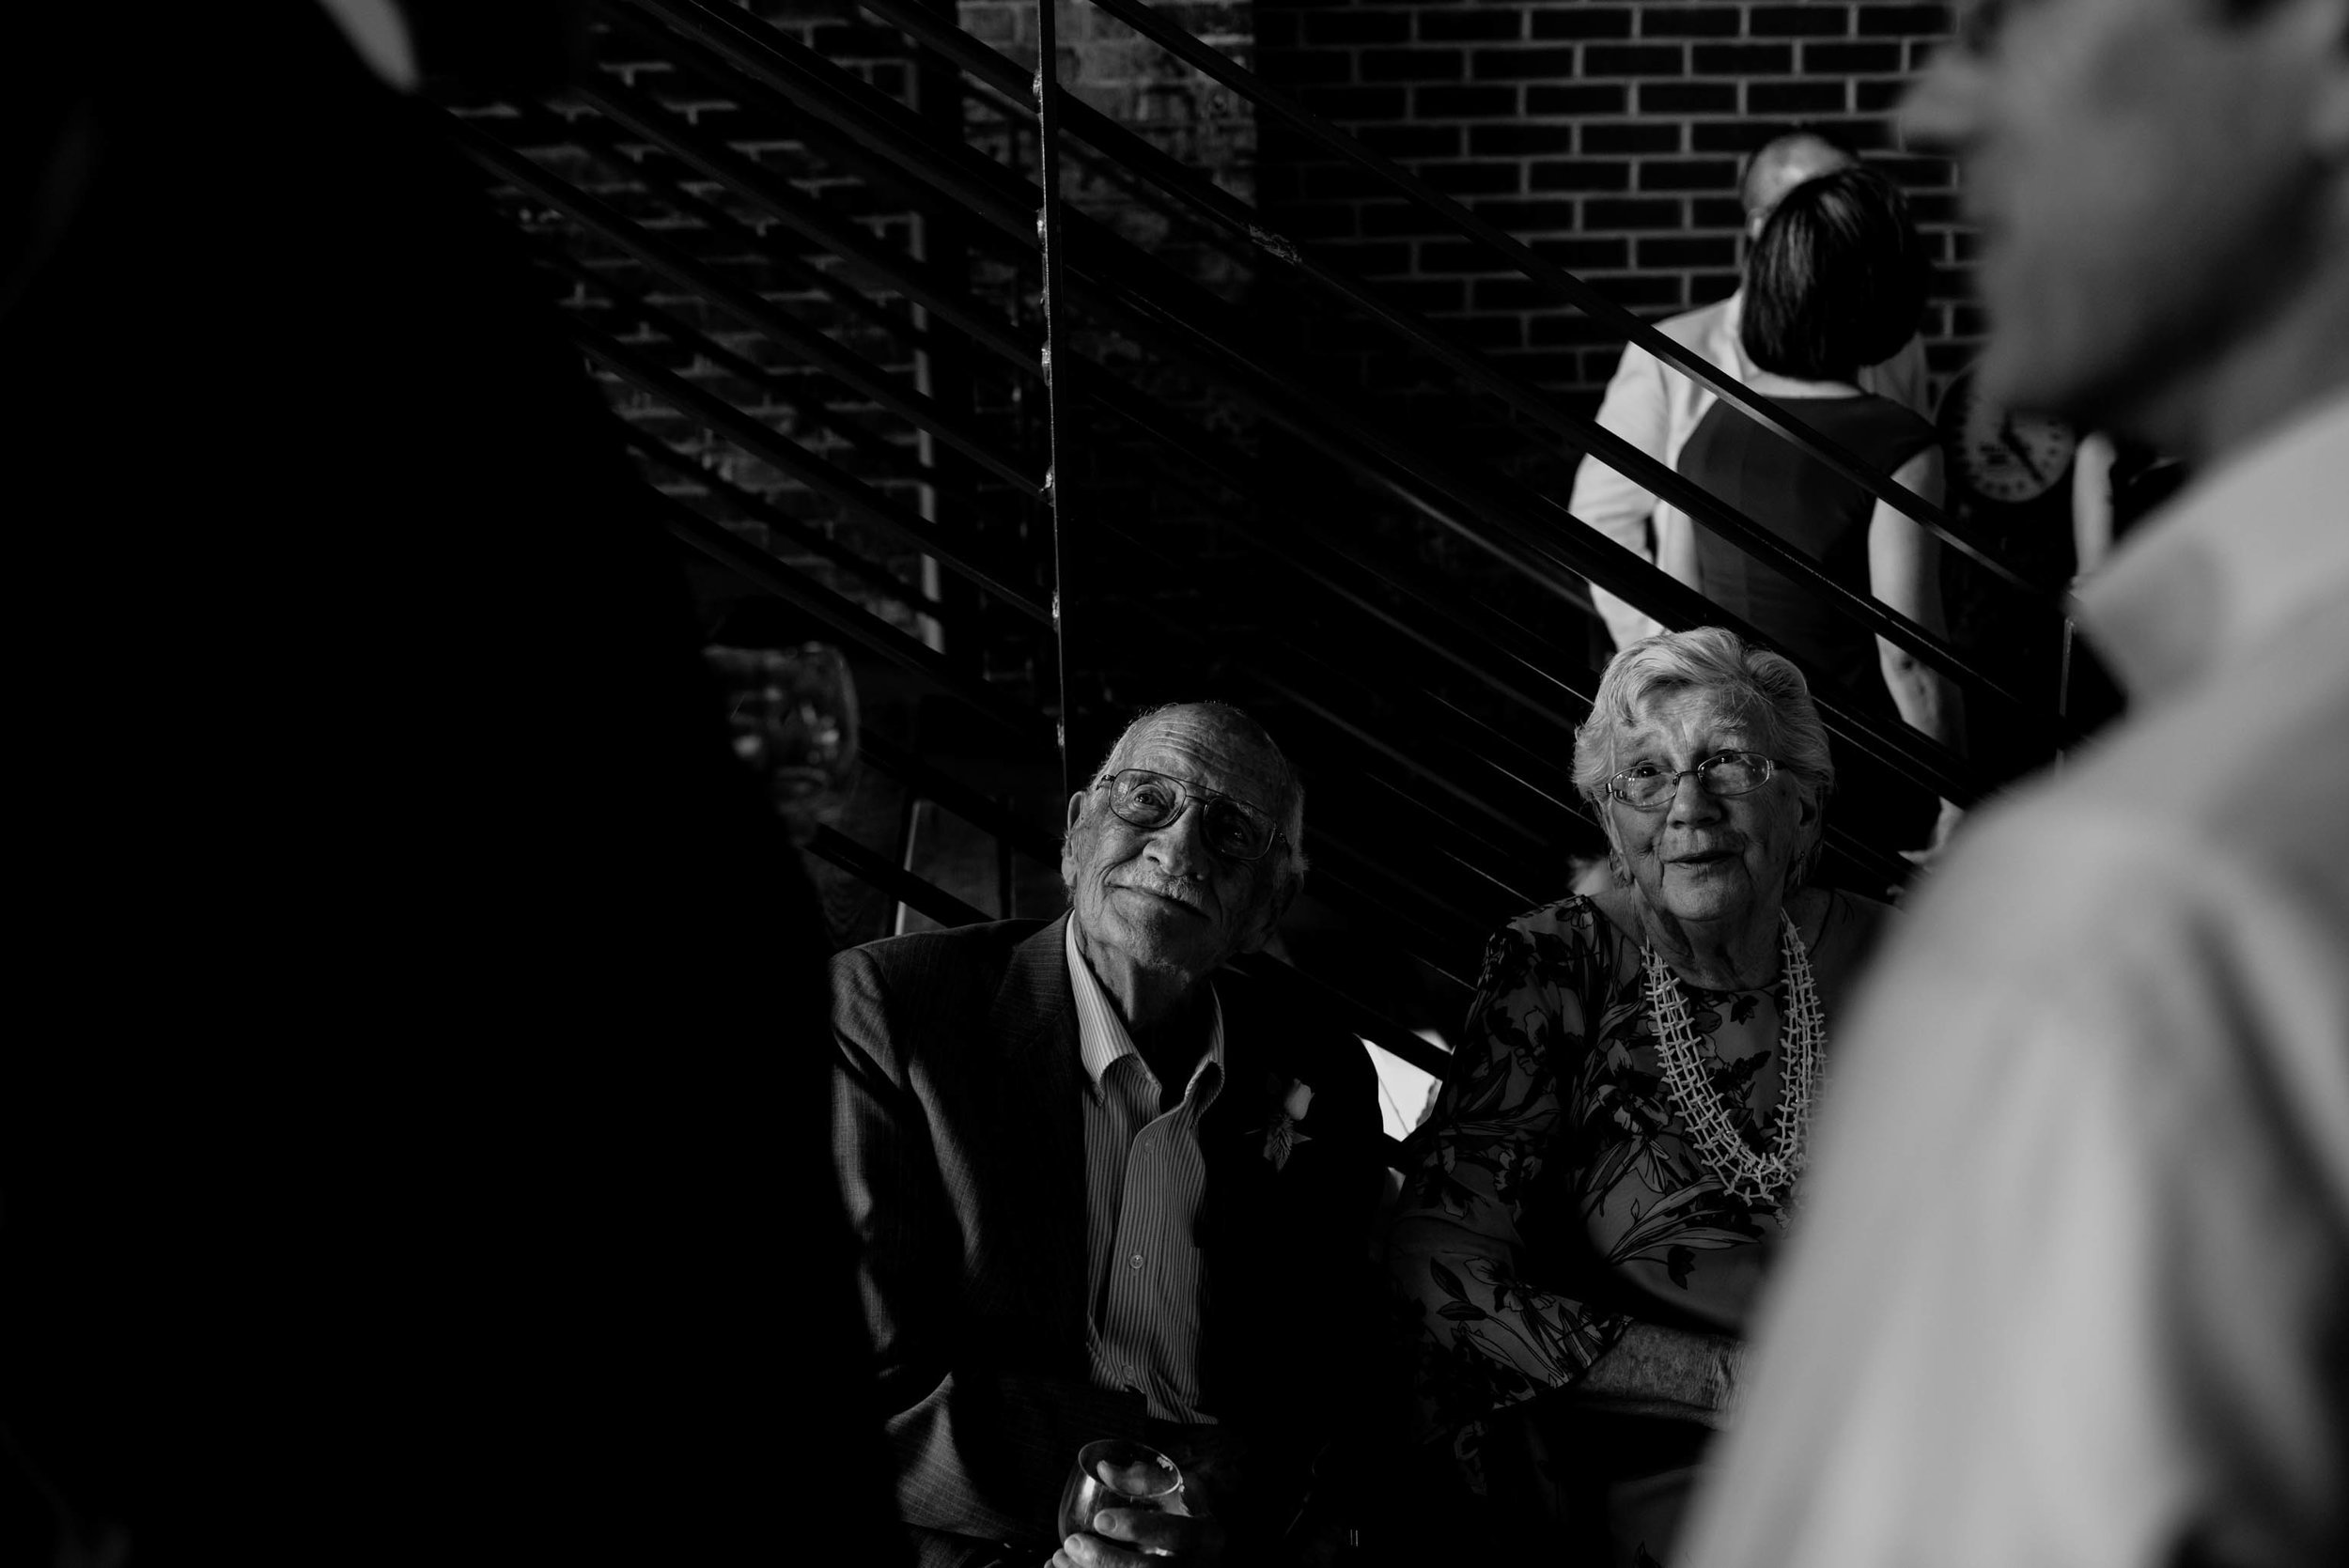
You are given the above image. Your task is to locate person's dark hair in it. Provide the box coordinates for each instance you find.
[1740,164,1929,382]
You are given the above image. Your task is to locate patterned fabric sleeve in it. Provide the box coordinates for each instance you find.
[1388,914,1633,1461]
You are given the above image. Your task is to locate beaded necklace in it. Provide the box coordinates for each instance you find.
[1640,910,1824,1219]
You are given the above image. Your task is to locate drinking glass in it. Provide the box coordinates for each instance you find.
[704,641,858,843]
[1056,1438,1188,1544]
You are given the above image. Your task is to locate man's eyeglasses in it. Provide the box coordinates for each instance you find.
[1095,768,1286,862]
[1606,752,1778,810]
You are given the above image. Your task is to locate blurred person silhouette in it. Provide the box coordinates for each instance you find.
[1568,129,1933,654]
[1682,0,2349,1563]
[2,4,892,1563]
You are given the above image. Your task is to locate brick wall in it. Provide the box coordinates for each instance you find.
[962,0,1257,291]
[1250,0,1973,411]
[458,1,953,631]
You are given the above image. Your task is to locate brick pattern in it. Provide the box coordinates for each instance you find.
[458,4,1083,943]
[451,2,970,638]
[962,1,1258,297]
[1250,0,1973,407]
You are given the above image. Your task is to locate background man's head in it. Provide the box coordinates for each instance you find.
[1743,165,1932,384]
[1741,129,1861,238]
[1061,702,1307,986]
[1901,0,2349,456]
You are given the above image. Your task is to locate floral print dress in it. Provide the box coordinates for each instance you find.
[1390,891,1877,1563]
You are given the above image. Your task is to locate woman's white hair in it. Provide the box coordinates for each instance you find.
[1572,626,1836,826]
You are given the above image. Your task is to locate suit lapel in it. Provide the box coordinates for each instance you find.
[1201,965,1284,1213]
[990,916,1089,1345]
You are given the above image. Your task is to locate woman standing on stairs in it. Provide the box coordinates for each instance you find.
[1676,165,1963,869]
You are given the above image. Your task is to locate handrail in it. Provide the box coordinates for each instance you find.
[1056,213,1996,808]
[1230,952,1452,1081]
[589,5,1997,811]
[1063,0,2055,605]
[1078,361,1607,727]
[991,409,1916,908]
[806,824,994,928]
[1082,587,1600,939]
[571,70,1042,377]
[622,0,1035,243]
[1081,318,1983,859]
[502,97,941,358]
[848,0,2049,722]
[454,118,1040,497]
[650,485,1055,745]
[608,0,1983,792]
[954,79,1268,290]
[579,323,1051,623]
[531,241,947,494]
[446,1,1545,1096]
[855,732,1064,863]
[1085,510,1569,849]
[618,425,973,637]
[545,0,2001,882]
[1306,823,1497,960]
[1075,365,1594,727]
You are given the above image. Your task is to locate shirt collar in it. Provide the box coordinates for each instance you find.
[1064,916,1225,1099]
[2077,390,2349,706]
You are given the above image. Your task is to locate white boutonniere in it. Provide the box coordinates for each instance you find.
[1262,1077,1315,1172]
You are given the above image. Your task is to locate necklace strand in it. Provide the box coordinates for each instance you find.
[1641,910,1824,1219]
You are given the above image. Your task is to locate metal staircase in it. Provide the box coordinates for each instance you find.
[443,0,2073,1104]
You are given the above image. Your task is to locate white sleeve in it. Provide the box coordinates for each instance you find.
[1566,342,1672,649]
[1683,818,2349,1568]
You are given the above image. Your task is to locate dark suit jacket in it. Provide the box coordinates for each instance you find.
[832,916,1386,1566]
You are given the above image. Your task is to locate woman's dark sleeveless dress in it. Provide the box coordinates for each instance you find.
[1677,394,1941,860]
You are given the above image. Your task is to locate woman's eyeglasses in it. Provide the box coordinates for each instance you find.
[1096,768,1286,862]
[1606,752,1777,809]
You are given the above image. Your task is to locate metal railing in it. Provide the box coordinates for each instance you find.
[447,0,2075,1096]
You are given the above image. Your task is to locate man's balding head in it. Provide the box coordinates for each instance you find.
[1740,131,1859,236]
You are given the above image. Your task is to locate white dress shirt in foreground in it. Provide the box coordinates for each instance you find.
[1565,291,1929,650]
[1681,392,2349,1568]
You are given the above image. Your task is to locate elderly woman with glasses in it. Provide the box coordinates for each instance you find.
[1387,628,1894,1567]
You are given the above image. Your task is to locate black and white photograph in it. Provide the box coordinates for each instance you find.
[6,2,2343,1564]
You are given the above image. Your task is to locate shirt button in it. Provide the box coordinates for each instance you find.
[1128,1252,1144,1270]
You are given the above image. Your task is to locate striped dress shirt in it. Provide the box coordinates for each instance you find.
[1065,918,1225,1424]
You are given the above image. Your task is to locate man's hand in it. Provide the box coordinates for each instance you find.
[1049,1507,1226,1567]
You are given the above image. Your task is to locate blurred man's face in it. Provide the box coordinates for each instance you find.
[1901,0,2337,437]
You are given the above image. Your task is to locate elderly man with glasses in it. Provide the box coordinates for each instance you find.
[832,702,1385,1568]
